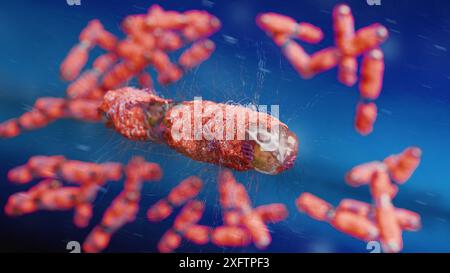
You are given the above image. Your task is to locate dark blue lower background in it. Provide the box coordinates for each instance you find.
[1,0,450,252]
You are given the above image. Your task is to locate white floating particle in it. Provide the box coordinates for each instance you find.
[259,67,271,74]
[434,44,447,51]
[415,200,427,205]
[380,108,392,115]
[76,144,91,152]
[386,18,397,24]
[223,34,238,45]
[202,0,214,8]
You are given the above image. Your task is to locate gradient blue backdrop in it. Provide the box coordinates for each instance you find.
[0,0,449,253]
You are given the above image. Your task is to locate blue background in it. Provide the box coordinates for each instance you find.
[0,0,449,253]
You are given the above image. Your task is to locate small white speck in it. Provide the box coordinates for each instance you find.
[434,44,447,52]
[223,35,238,45]
[202,0,214,7]
[380,108,392,115]
[76,144,91,152]
[259,67,271,74]
[385,18,397,25]
[417,34,429,40]
[415,200,427,205]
